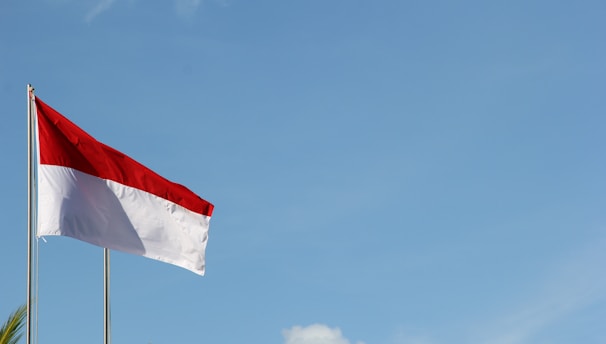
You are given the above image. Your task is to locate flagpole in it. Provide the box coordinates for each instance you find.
[104,248,111,344]
[26,84,36,344]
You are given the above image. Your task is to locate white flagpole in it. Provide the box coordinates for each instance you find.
[104,248,111,344]
[26,84,36,344]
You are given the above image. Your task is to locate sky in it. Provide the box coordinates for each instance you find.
[1,0,606,343]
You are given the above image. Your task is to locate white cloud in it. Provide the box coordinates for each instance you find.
[283,324,365,344]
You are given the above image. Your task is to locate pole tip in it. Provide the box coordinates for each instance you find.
[28,84,35,99]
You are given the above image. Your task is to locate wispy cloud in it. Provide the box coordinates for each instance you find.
[283,324,365,344]
[85,0,116,23]
[477,236,606,343]
[383,235,606,344]
[390,331,436,344]
[83,0,211,23]
[174,0,202,19]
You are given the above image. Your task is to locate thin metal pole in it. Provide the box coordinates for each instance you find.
[104,248,111,344]
[26,84,34,344]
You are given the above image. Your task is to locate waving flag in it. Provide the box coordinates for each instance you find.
[35,97,214,275]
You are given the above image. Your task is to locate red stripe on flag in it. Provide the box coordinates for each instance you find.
[35,97,214,217]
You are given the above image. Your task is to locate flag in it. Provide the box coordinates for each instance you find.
[35,97,214,275]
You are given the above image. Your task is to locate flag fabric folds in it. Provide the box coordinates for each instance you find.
[35,97,214,275]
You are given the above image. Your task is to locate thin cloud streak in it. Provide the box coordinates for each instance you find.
[85,0,116,23]
[174,0,202,19]
[84,0,207,23]
[478,236,606,344]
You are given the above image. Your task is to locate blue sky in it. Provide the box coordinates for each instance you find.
[1,1,606,343]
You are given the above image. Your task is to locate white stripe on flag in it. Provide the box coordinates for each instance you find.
[38,165,210,275]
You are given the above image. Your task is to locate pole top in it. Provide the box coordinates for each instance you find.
[28,84,35,99]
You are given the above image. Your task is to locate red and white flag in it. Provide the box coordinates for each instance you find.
[35,97,214,275]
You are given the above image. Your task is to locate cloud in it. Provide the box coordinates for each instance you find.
[389,326,438,344]
[85,0,116,23]
[83,0,207,23]
[174,0,202,19]
[477,236,606,343]
[283,324,365,344]
[392,333,436,344]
